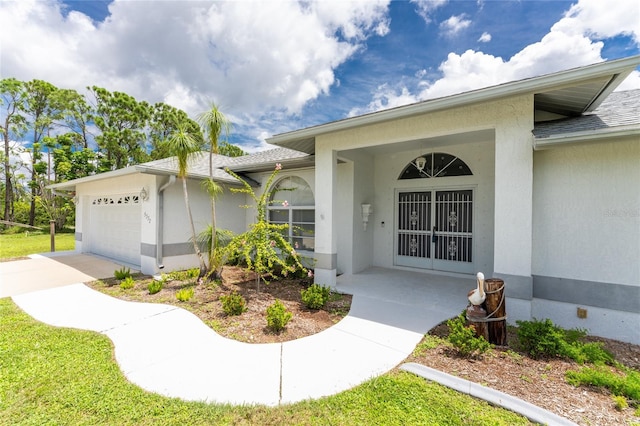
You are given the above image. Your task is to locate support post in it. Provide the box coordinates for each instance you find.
[50,220,56,252]
[485,278,507,346]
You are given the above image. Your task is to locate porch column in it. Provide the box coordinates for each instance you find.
[314,148,338,287]
[493,106,534,317]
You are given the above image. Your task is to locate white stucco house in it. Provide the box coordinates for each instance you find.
[51,56,640,344]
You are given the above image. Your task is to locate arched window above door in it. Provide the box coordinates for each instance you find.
[398,152,472,179]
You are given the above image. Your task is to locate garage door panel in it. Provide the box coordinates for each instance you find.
[89,195,141,266]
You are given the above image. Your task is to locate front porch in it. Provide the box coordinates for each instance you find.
[335,267,473,334]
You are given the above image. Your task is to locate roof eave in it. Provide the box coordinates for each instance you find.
[268,56,640,152]
[533,125,640,150]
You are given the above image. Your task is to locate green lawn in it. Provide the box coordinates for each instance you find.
[0,232,75,259]
[0,299,532,425]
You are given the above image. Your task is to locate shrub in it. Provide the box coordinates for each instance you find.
[516,318,566,359]
[517,318,614,364]
[176,287,194,302]
[266,299,292,332]
[114,266,132,280]
[119,276,135,290]
[147,280,163,295]
[566,366,640,402]
[220,292,247,316]
[446,312,492,358]
[300,284,331,309]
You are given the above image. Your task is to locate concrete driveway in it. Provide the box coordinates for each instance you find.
[0,253,133,298]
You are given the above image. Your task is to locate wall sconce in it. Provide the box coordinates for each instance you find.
[415,156,427,172]
[140,187,149,201]
[361,203,372,231]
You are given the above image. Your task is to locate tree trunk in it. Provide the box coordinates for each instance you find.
[182,177,207,279]
[484,278,507,346]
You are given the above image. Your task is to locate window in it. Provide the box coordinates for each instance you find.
[268,176,315,251]
[399,152,472,179]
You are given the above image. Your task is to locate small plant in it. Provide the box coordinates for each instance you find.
[566,365,640,402]
[220,292,247,316]
[168,268,199,282]
[119,276,135,290]
[413,335,447,357]
[176,287,194,302]
[300,284,331,309]
[266,299,292,332]
[147,279,163,295]
[612,395,628,411]
[114,266,131,280]
[446,312,492,358]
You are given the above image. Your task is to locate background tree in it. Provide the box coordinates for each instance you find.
[20,80,66,226]
[149,102,201,160]
[219,141,246,157]
[0,78,27,222]
[90,86,151,171]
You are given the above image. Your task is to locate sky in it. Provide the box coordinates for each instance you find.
[1,0,639,152]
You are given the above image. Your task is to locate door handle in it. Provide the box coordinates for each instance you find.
[432,226,437,243]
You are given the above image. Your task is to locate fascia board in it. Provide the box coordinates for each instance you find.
[533,125,640,150]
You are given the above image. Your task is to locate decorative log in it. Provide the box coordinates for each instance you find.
[466,304,488,341]
[484,278,507,346]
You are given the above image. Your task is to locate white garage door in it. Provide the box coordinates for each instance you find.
[89,194,141,266]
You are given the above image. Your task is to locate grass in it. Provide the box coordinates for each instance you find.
[0,232,75,259]
[0,298,532,425]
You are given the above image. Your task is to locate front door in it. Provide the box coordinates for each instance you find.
[395,189,473,273]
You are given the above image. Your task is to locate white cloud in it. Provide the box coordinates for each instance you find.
[365,0,639,113]
[410,0,448,25]
[348,84,419,117]
[478,32,491,43]
[440,14,472,37]
[0,0,391,140]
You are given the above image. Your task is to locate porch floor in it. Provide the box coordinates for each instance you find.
[336,267,473,334]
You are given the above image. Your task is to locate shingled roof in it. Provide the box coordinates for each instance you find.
[533,89,640,139]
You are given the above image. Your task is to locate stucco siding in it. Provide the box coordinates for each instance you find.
[532,138,640,286]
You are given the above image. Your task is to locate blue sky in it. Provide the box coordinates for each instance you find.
[1,0,639,152]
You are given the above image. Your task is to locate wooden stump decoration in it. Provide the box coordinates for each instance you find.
[484,278,507,346]
[466,304,488,341]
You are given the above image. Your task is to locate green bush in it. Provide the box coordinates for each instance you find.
[176,287,194,302]
[119,276,135,290]
[516,318,614,364]
[220,292,247,316]
[516,318,566,359]
[566,366,640,402]
[114,267,132,280]
[147,280,163,295]
[300,284,331,309]
[446,312,492,358]
[266,299,292,332]
[612,395,628,411]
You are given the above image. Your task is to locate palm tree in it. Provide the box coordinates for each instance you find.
[197,103,231,280]
[167,122,207,278]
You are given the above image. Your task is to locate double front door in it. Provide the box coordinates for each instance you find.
[395,189,473,273]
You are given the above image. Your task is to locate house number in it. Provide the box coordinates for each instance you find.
[144,212,152,223]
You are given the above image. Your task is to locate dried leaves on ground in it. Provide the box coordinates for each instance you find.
[87,266,352,343]
[407,323,640,426]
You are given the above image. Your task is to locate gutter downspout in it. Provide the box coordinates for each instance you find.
[157,176,176,269]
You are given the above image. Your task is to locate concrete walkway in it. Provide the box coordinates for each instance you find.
[4,255,578,423]
[6,256,469,406]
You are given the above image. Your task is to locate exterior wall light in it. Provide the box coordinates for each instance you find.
[361,203,372,231]
[415,156,427,172]
[140,187,149,201]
